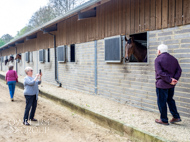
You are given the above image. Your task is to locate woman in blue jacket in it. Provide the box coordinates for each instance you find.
[23,67,42,126]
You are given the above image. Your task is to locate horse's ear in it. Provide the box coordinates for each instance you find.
[131,36,134,43]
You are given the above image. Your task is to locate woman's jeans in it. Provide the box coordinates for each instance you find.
[23,95,37,122]
[156,87,180,123]
[7,81,16,99]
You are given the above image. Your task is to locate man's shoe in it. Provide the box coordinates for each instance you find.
[11,98,14,102]
[170,118,181,124]
[23,121,30,126]
[30,118,37,121]
[155,119,169,125]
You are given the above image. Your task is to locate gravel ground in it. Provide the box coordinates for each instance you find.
[0,81,130,142]
[1,71,190,142]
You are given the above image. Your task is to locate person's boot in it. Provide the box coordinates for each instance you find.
[170,118,181,124]
[155,119,169,125]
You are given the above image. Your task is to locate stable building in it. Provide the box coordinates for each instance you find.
[0,0,190,117]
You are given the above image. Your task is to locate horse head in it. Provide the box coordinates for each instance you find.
[125,36,147,62]
[8,56,14,62]
[15,54,21,60]
[125,36,135,62]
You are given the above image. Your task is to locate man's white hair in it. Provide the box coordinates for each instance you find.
[25,67,33,75]
[158,44,168,53]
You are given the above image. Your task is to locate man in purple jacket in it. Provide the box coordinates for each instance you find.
[155,44,182,125]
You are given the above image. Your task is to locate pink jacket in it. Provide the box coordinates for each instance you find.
[5,70,18,82]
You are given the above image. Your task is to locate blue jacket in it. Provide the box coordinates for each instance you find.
[24,76,41,100]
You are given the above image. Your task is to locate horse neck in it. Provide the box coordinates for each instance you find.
[133,43,147,61]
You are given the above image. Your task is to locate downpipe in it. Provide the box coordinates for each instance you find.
[94,40,97,94]
[46,32,62,87]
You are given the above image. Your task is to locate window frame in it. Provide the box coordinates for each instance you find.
[123,32,149,65]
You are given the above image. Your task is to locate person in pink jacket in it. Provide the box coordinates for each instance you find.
[5,64,18,101]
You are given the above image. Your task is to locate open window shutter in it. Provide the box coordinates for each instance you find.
[39,49,45,63]
[104,35,122,63]
[25,52,30,63]
[57,46,66,63]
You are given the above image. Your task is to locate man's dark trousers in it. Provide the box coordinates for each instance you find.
[156,87,180,123]
[23,95,37,122]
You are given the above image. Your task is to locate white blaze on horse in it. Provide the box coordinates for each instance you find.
[125,36,147,62]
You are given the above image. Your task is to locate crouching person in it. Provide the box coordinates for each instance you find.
[23,67,42,126]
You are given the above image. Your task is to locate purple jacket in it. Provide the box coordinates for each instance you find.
[155,52,182,89]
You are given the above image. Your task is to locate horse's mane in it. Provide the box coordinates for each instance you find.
[133,40,147,50]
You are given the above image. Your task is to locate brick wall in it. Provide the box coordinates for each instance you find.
[97,26,190,117]
[58,41,95,94]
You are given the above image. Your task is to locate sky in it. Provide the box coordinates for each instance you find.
[0,0,49,37]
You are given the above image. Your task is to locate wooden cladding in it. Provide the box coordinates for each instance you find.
[2,0,190,56]
[57,0,190,46]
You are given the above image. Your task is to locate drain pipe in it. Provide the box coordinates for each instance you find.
[94,40,97,94]
[47,32,62,87]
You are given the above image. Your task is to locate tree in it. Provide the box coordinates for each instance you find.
[48,0,87,17]
[0,39,5,47]
[29,5,56,28]
[1,34,13,43]
[13,25,33,40]
[3,0,89,41]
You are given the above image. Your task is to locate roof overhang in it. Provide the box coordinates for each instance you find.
[0,0,110,51]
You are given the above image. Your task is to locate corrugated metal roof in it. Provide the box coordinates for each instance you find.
[0,0,102,50]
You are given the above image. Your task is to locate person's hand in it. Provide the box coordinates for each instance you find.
[170,78,178,85]
[40,73,42,77]
[36,74,40,77]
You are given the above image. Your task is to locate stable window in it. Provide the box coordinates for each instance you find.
[16,54,21,63]
[57,46,66,63]
[125,32,148,63]
[25,52,30,63]
[70,44,75,62]
[47,48,50,62]
[39,49,45,63]
[104,35,122,63]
